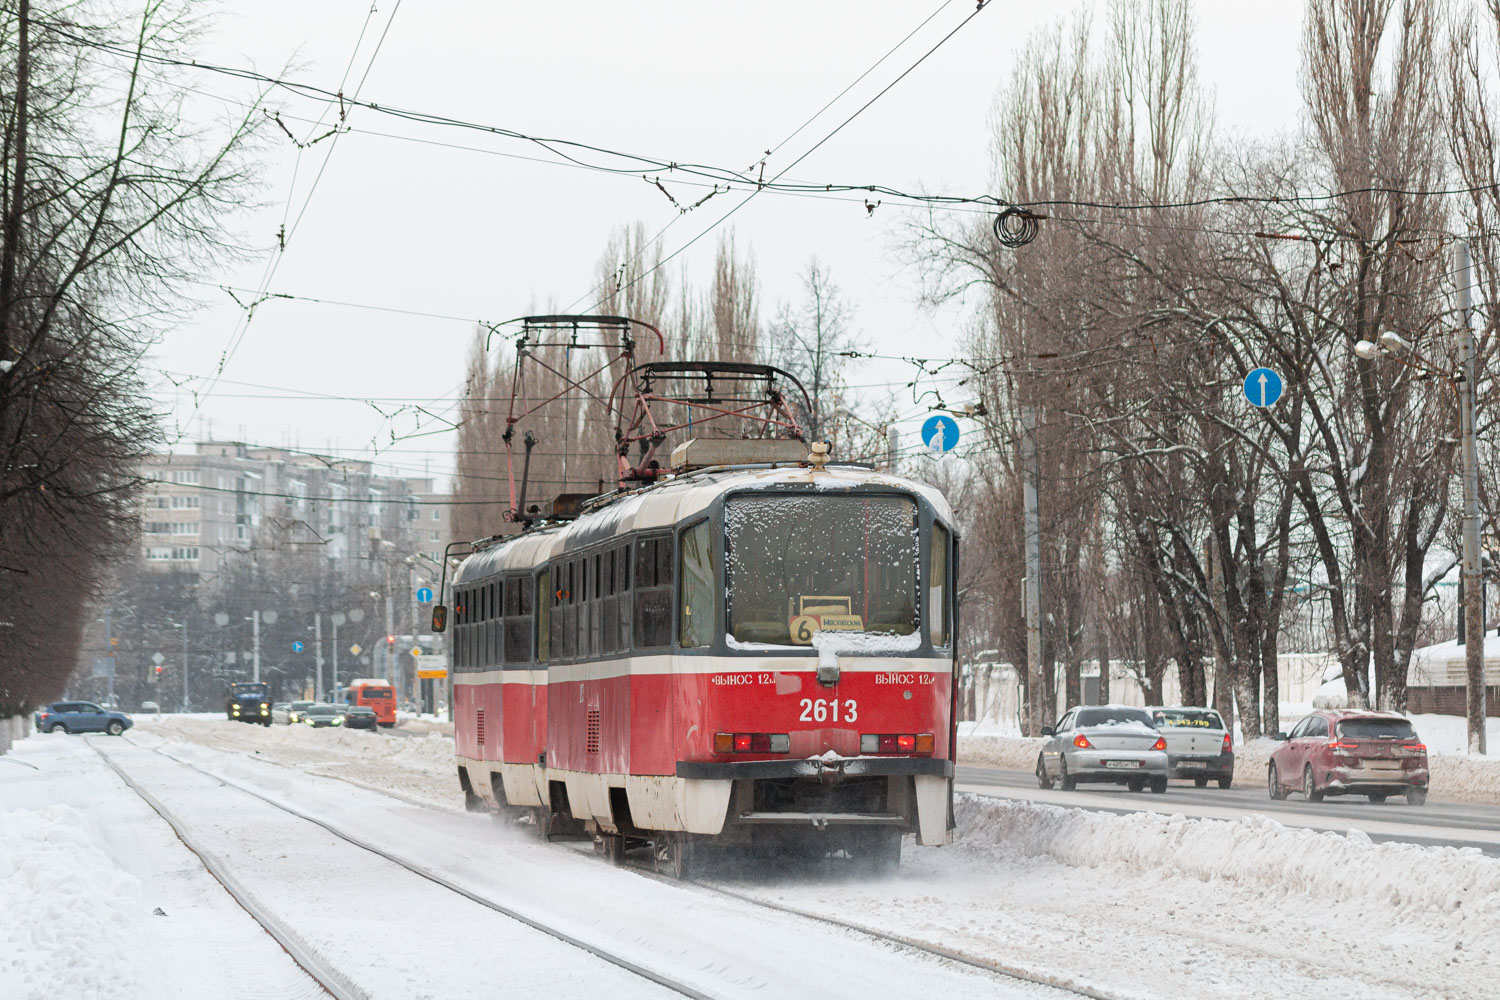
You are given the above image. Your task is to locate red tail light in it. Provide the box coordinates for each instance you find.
[1073,733,1093,749]
[1222,732,1232,753]
[733,734,752,752]
[1326,740,1359,751]
[1404,742,1426,752]
[1150,736,1167,751]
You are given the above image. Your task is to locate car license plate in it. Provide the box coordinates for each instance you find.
[1104,760,1139,769]
[1178,760,1207,769]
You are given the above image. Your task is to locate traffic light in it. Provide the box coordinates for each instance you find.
[386,634,396,645]
[154,665,163,676]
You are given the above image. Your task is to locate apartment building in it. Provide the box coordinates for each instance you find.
[138,442,451,592]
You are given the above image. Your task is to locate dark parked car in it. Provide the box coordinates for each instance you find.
[342,706,379,731]
[37,702,133,736]
[300,704,343,728]
[1268,710,1429,805]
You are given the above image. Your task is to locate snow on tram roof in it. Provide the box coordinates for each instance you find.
[453,463,953,583]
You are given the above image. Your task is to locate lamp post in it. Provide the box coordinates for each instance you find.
[171,621,189,711]
[1354,244,1486,752]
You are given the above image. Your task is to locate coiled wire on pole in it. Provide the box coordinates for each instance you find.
[992,206,1043,248]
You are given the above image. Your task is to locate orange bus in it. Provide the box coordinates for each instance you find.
[344,678,396,727]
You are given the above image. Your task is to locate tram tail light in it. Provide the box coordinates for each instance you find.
[715,732,790,754]
[860,733,936,755]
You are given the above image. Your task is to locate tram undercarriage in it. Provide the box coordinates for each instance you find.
[459,760,951,877]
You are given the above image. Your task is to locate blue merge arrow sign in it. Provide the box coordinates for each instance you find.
[291,640,304,653]
[922,414,960,453]
[1243,367,1283,408]
[417,587,434,603]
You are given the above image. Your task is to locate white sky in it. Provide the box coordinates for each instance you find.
[148,0,1307,488]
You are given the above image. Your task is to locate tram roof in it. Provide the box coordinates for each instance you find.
[453,464,954,584]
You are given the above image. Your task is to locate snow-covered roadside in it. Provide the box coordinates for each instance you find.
[134,714,461,809]
[0,738,324,999]
[957,726,1500,802]
[723,794,1498,999]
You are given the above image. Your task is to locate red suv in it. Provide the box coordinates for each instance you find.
[1268,711,1429,805]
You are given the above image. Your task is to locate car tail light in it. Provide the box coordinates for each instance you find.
[1403,742,1426,752]
[1073,733,1093,749]
[861,733,935,755]
[1150,736,1167,751]
[1222,733,1232,753]
[1326,740,1359,751]
[716,732,789,754]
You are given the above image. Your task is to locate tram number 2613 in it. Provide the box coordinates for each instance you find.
[798,698,857,722]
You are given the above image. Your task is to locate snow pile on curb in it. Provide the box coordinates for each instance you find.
[955,732,1046,772]
[0,805,147,996]
[955,794,1500,916]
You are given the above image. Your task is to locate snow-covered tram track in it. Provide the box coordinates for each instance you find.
[93,737,695,999]
[121,731,1074,998]
[89,741,363,1000]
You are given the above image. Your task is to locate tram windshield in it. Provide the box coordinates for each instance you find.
[725,494,918,645]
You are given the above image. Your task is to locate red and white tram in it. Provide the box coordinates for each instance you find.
[445,445,958,871]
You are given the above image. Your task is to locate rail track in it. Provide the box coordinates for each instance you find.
[107,730,1103,999]
[93,736,708,999]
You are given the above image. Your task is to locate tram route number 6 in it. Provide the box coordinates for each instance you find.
[799,698,857,722]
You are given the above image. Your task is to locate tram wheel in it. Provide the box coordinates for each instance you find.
[657,833,701,879]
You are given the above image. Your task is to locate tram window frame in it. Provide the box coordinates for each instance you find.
[678,520,714,649]
[504,574,533,665]
[536,569,551,662]
[616,541,632,653]
[634,533,674,650]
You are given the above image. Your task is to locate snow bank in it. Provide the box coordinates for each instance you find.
[0,806,149,996]
[955,795,1500,917]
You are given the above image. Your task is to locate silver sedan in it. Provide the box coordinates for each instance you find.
[1036,705,1169,793]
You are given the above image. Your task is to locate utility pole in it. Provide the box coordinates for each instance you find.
[1458,241,1487,755]
[314,612,324,703]
[252,610,261,683]
[180,620,190,711]
[1021,403,1044,736]
[104,609,115,707]
[331,616,339,704]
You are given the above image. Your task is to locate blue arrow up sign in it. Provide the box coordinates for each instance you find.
[1243,367,1284,408]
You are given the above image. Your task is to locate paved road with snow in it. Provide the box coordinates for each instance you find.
[10,717,1499,999]
[957,763,1500,853]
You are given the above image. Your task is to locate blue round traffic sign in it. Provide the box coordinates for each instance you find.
[417,587,434,603]
[1243,367,1283,408]
[291,641,304,653]
[921,414,961,453]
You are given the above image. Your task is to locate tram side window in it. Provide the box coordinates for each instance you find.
[553,562,574,660]
[490,581,503,668]
[505,576,533,664]
[929,523,951,647]
[634,534,673,649]
[536,569,551,662]
[617,542,632,652]
[455,587,467,671]
[678,521,714,649]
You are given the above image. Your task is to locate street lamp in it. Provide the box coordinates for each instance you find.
[1354,253,1485,755]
